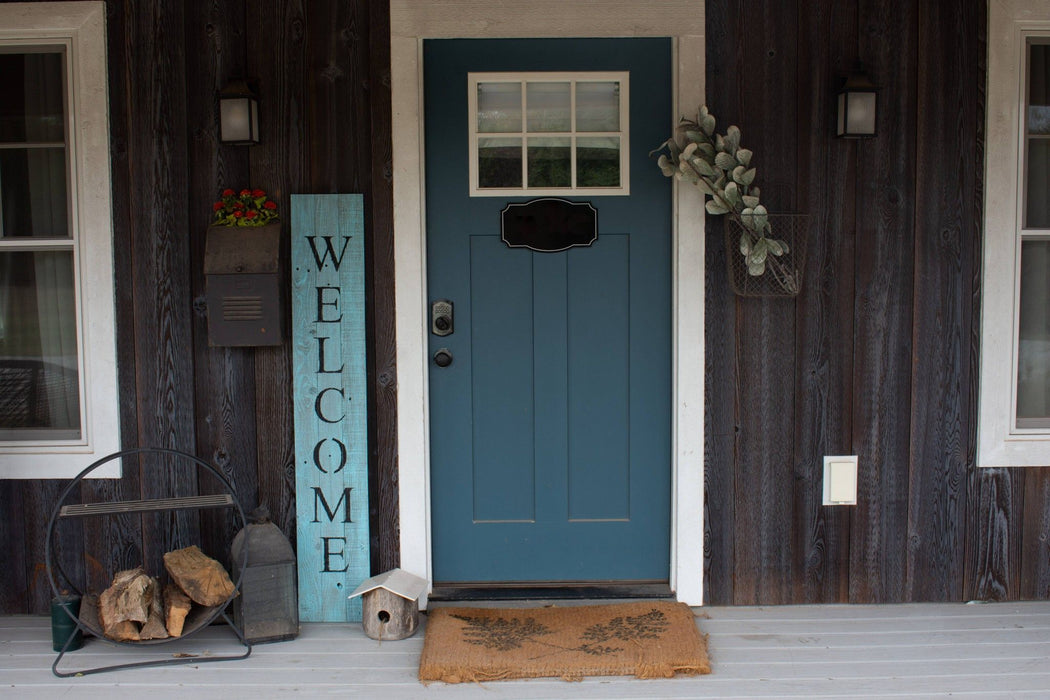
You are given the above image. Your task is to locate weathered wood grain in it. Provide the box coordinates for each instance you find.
[965,468,1024,601]
[701,0,740,607]
[0,482,28,613]
[365,0,401,575]
[122,0,200,574]
[1021,469,1050,599]
[845,0,918,605]
[793,0,857,604]
[904,0,980,602]
[247,0,306,548]
[727,0,802,606]
[184,0,259,565]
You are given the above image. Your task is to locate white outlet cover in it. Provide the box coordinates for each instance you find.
[823,455,858,505]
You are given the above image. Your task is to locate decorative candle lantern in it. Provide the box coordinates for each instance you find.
[230,506,298,643]
[348,569,429,641]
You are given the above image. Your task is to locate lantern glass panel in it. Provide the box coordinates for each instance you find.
[845,91,877,135]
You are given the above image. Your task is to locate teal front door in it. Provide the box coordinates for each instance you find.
[425,38,672,584]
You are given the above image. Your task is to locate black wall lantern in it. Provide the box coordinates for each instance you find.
[836,65,878,138]
[219,79,259,145]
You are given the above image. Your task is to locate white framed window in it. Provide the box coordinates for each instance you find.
[978,2,1050,467]
[468,72,629,196]
[0,2,120,478]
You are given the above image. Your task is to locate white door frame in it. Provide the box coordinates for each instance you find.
[390,0,706,606]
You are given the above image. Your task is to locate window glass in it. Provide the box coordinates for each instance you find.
[470,72,628,195]
[0,250,81,440]
[577,136,620,187]
[477,82,521,133]
[478,137,522,188]
[1017,41,1050,428]
[0,52,65,143]
[527,137,571,188]
[576,81,620,132]
[526,82,570,132]
[0,47,82,444]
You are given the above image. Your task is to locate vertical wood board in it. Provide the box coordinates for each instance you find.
[292,194,370,621]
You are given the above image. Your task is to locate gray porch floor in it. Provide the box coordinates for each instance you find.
[2,601,1049,699]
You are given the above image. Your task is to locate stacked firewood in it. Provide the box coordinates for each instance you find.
[95,545,236,642]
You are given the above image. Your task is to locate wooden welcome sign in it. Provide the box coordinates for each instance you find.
[291,194,369,621]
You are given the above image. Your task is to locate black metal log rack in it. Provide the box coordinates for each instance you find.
[45,447,252,677]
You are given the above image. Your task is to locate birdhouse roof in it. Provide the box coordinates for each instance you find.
[347,568,428,601]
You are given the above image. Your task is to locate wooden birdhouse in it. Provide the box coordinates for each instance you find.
[347,569,428,641]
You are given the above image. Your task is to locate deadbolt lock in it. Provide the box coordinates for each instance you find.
[431,299,453,336]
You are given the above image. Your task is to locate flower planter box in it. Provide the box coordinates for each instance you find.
[204,223,284,346]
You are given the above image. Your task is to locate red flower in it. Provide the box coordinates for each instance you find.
[233,201,244,209]
[233,210,243,218]
[222,188,234,197]
[252,189,266,198]
[213,201,224,211]
[263,201,277,210]
[245,210,258,219]
[240,189,251,197]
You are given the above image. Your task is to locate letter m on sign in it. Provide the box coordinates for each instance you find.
[291,194,369,622]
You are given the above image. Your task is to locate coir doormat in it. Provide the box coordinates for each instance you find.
[419,601,710,683]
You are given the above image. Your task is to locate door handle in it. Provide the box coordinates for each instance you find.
[433,349,453,367]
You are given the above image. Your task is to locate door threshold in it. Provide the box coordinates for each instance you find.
[429,582,672,602]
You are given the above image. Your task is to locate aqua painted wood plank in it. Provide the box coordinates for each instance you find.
[291,194,369,622]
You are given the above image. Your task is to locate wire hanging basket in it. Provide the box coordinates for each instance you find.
[725,213,810,298]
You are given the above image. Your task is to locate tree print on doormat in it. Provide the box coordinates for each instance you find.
[575,608,670,655]
[420,601,711,683]
[450,613,553,651]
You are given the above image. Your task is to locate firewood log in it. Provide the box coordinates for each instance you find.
[163,545,236,607]
[98,568,152,641]
[164,583,193,637]
[139,577,170,640]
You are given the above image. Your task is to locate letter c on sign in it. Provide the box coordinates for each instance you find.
[315,386,346,424]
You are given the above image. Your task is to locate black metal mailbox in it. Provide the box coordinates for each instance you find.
[204,224,284,346]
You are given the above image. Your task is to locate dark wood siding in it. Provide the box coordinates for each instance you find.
[703,0,1050,605]
[2,0,1048,614]
[0,0,397,614]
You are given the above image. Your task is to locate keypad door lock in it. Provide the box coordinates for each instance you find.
[431,300,453,336]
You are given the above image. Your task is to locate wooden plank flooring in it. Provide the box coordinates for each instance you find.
[2,602,1048,698]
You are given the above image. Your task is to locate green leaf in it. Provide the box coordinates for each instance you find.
[748,259,767,276]
[768,238,790,256]
[742,195,761,209]
[736,148,753,167]
[657,154,675,177]
[695,177,715,195]
[714,134,726,153]
[697,142,716,159]
[701,113,716,136]
[692,157,716,179]
[714,152,737,170]
[724,181,742,208]
[739,232,752,256]
[748,239,769,266]
[706,199,730,215]
[725,125,741,153]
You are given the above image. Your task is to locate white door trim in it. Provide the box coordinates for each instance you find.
[391,0,706,606]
